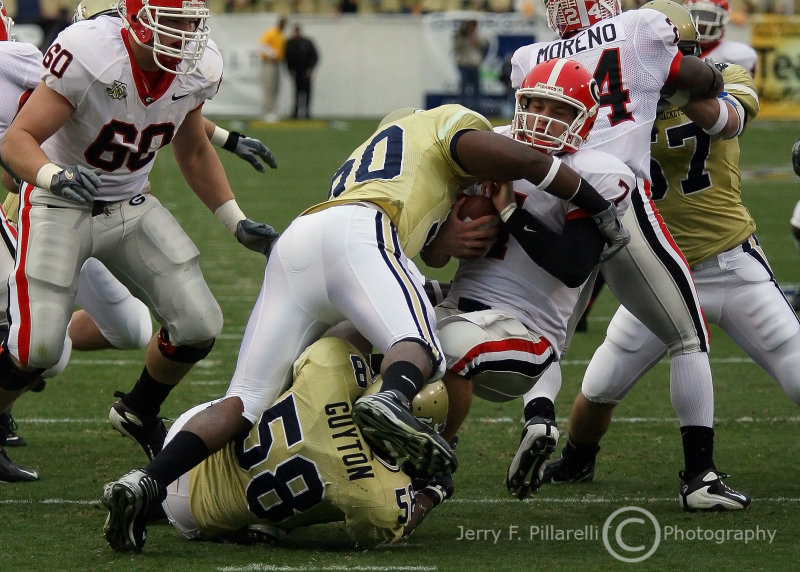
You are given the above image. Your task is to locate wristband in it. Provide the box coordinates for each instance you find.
[35,163,62,190]
[210,125,230,148]
[214,199,246,234]
[536,156,561,191]
[703,97,729,136]
[499,203,517,223]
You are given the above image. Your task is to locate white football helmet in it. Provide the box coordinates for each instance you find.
[0,0,15,42]
[544,0,622,38]
[685,0,730,45]
[121,0,210,75]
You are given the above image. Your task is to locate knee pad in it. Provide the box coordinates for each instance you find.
[42,334,72,378]
[437,311,552,402]
[157,328,215,364]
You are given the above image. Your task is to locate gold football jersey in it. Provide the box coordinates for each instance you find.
[188,337,415,546]
[649,64,759,266]
[302,105,493,258]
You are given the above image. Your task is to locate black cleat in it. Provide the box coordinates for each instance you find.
[679,469,750,512]
[0,447,38,482]
[352,391,457,478]
[506,417,559,498]
[541,452,597,485]
[108,392,167,461]
[102,468,165,552]
[0,412,27,447]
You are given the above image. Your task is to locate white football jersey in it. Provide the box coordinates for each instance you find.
[701,39,757,76]
[0,41,41,139]
[39,16,222,201]
[446,127,635,354]
[511,9,683,180]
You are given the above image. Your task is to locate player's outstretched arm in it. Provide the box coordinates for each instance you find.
[174,109,279,256]
[665,55,724,103]
[455,130,609,216]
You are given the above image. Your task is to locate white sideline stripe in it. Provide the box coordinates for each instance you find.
[66,355,758,367]
[3,497,800,507]
[473,415,800,424]
[16,415,800,425]
[219,567,437,572]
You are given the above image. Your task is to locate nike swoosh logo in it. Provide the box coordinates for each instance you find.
[523,225,537,233]
[172,93,189,101]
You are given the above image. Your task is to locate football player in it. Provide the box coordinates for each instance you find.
[0,0,281,463]
[544,14,776,512]
[509,0,749,509]
[525,0,750,510]
[577,0,758,331]
[0,0,41,482]
[422,58,635,500]
[70,0,278,173]
[0,0,280,471]
[156,336,451,546]
[685,0,757,76]
[102,101,631,553]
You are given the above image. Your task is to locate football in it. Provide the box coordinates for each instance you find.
[457,192,499,223]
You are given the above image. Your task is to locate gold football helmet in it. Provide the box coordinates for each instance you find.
[365,378,449,434]
[642,0,700,56]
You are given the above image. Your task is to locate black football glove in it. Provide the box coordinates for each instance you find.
[235,218,279,256]
[792,137,800,178]
[223,132,278,172]
[49,165,102,205]
[591,201,630,261]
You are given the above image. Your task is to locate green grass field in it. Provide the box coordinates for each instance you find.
[3,117,800,571]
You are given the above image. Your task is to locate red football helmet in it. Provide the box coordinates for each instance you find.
[512,58,600,155]
[685,0,730,45]
[0,0,15,42]
[122,0,210,74]
[544,0,622,38]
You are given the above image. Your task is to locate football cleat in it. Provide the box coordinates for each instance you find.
[352,391,458,478]
[103,468,166,552]
[108,392,167,461]
[541,448,598,485]
[0,412,27,447]
[679,469,751,512]
[506,416,559,498]
[0,447,38,482]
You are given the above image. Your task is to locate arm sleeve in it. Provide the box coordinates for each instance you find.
[503,208,606,288]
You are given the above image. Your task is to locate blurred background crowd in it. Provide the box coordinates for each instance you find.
[3,0,797,28]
